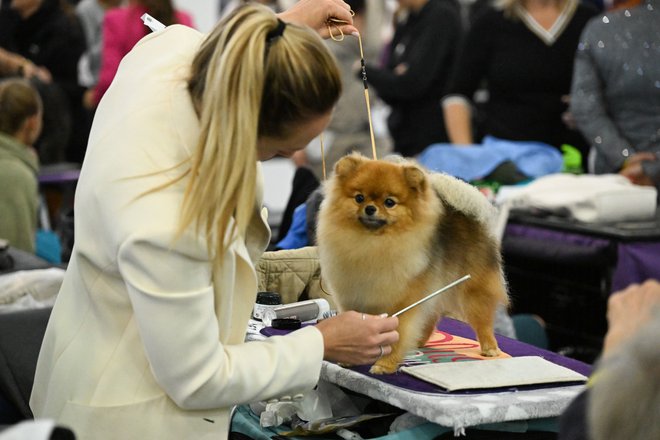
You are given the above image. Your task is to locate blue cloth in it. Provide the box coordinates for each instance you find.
[417,136,563,181]
[276,203,309,250]
[35,230,61,264]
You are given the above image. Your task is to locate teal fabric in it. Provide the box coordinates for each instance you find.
[512,314,550,350]
[231,405,559,439]
[230,405,452,440]
[35,229,62,264]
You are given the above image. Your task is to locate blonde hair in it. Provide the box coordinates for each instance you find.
[0,78,42,136]
[183,4,341,267]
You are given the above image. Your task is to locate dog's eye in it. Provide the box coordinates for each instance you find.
[355,194,365,203]
[384,198,396,208]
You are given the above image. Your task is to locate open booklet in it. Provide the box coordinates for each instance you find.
[400,356,588,392]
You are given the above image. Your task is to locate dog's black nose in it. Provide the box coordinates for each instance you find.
[365,205,376,216]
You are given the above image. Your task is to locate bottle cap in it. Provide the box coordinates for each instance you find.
[315,298,331,317]
[256,291,282,305]
[271,318,302,330]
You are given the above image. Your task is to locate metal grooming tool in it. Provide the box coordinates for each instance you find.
[392,275,471,317]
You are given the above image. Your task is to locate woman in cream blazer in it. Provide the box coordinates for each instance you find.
[30,3,398,439]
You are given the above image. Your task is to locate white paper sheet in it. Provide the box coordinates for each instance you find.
[400,356,587,391]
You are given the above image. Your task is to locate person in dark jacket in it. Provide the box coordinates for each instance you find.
[363,0,462,157]
[0,0,86,164]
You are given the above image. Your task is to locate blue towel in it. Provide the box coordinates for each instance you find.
[35,229,61,264]
[417,136,563,182]
[275,203,309,250]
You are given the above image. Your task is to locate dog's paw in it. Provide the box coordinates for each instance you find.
[480,346,501,357]
[369,358,400,375]
[369,364,398,375]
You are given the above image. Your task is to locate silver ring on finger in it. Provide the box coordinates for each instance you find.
[378,345,384,359]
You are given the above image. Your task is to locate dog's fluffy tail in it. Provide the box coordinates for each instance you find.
[428,173,497,229]
[382,155,500,239]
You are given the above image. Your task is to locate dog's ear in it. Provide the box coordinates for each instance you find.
[403,165,428,192]
[334,153,365,178]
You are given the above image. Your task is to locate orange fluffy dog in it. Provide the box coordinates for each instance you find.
[316,153,509,374]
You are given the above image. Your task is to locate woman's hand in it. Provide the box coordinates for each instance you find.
[603,279,660,357]
[620,152,656,186]
[620,161,654,186]
[315,311,399,365]
[21,60,52,84]
[278,0,358,39]
[82,88,97,110]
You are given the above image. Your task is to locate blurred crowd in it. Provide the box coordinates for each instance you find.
[1,0,659,257]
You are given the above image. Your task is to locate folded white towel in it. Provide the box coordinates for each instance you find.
[497,173,657,223]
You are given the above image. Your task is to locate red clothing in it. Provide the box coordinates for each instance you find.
[93,5,194,104]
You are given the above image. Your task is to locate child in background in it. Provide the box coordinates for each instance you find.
[0,78,42,253]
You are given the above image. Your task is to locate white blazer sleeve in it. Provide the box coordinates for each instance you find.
[117,225,324,410]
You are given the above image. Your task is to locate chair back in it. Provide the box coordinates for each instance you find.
[0,307,52,422]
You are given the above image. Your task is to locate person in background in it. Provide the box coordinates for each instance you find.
[76,0,123,109]
[0,78,42,253]
[0,0,86,164]
[558,279,660,440]
[362,0,462,157]
[30,2,399,439]
[274,0,392,244]
[442,0,597,157]
[220,0,286,19]
[296,0,391,181]
[91,0,195,106]
[569,0,659,186]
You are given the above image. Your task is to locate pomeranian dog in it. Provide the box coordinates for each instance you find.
[316,153,509,374]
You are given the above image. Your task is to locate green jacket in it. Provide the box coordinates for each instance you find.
[0,132,39,252]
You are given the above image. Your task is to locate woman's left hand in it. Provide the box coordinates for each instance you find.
[315,311,399,366]
[620,152,656,186]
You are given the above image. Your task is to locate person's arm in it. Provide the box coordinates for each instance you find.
[641,158,660,188]
[559,280,660,440]
[442,96,474,145]
[619,152,657,186]
[316,312,398,364]
[569,22,632,172]
[0,47,51,83]
[277,0,357,38]
[601,279,660,357]
[117,218,397,409]
[116,226,326,408]
[0,47,23,76]
[441,10,493,145]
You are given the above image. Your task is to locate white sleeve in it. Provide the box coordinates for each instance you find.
[117,227,324,410]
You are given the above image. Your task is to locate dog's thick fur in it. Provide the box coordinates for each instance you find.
[316,153,509,374]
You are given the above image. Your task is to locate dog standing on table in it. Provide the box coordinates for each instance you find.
[316,153,509,374]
